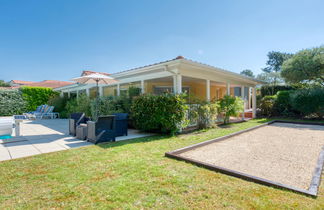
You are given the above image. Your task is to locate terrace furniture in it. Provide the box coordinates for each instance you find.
[87,115,116,144]
[24,105,57,119]
[69,113,89,136]
[76,123,88,140]
[112,113,128,136]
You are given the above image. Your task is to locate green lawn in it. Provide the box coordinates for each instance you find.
[0,118,323,209]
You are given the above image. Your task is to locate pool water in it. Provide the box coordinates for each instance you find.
[0,135,12,139]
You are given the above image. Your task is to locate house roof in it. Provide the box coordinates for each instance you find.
[10,80,35,85]
[26,80,74,88]
[81,70,110,76]
[112,56,265,84]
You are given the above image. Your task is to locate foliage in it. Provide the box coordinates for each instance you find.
[128,86,141,99]
[260,85,294,97]
[0,89,27,116]
[240,69,255,78]
[259,95,277,117]
[20,86,58,111]
[131,94,188,134]
[273,91,293,116]
[282,46,324,87]
[65,93,91,117]
[0,80,10,87]
[189,100,219,129]
[218,95,244,124]
[290,88,324,118]
[91,96,128,120]
[259,51,293,86]
[48,95,69,118]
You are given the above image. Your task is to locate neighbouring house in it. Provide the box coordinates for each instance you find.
[9,80,74,89]
[54,56,265,118]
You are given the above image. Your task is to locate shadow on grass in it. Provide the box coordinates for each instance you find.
[96,134,171,149]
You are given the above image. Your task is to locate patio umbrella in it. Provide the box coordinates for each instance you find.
[71,73,118,119]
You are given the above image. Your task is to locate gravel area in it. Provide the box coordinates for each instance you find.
[180,122,324,190]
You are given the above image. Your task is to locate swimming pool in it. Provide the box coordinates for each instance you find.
[0,135,12,139]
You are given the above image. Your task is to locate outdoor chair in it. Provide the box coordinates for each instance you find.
[87,115,116,144]
[24,105,56,119]
[112,113,128,136]
[69,113,89,136]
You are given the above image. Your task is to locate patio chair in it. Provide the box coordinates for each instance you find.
[24,105,48,120]
[87,115,116,144]
[112,113,128,136]
[69,113,89,136]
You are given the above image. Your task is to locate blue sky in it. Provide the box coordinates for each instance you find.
[0,0,323,82]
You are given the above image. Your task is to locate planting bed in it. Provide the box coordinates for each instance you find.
[166,121,324,196]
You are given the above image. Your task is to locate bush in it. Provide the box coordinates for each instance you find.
[21,87,58,111]
[90,96,127,120]
[259,95,277,117]
[48,95,69,118]
[218,96,244,124]
[66,94,91,118]
[131,94,188,134]
[290,88,324,118]
[273,90,294,116]
[189,100,219,129]
[260,85,294,97]
[0,89,27,116]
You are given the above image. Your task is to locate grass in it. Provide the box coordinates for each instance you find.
[0,118,324,209]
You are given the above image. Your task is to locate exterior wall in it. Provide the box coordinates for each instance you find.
[144,79,228,101]
[103,85,117,97]
[89,87,97,99]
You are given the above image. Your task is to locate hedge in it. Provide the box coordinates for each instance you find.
[0,89,27,116]
[260,85,294,97]
[21,87,58,111]
[131,94,188,134]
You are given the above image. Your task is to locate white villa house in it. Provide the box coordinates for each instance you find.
[54,56,264,118]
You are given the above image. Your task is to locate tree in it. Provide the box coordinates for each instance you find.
[0,80,10,87]
[218,95,243,124]
[281,46,324,87]
[240,69,255,78]
[262,51,293,85]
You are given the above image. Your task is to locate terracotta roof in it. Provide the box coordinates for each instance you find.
[10,80,34,85]
[26,80,74,89]
[0,86,20,90]
[81,70,110,76]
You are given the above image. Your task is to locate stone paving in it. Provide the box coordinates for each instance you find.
[0,119,152,161]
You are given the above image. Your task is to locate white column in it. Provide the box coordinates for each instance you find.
[206,80,210,101]
[76,90,79,99]
[173,75,177,94]
[252,87,256,118]
[67,92,71,98]
[141,80,145,94]
[99,86,103,97]
[176,74,182,94]
[117,83,120,96]
[241,86,245,120]
[226,83,231,95]
[86,88,90,97]
[60,91,64,97]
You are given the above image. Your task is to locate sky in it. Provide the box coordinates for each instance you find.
[0,0,323,82]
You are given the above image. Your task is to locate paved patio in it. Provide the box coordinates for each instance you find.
[0,119,153,161]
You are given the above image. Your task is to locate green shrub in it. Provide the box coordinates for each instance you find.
[66,94,91,117]
[218,95,244,124]
[21,87,58,111]
[48,95,69,118]
[259,95,277,117]
[260,85,294,97]
[90,96,127,120]
[0,89,27,116]
[273,90,293,116]
[189,100,219,129]
[290,88,324,118]
[131,94,188,134]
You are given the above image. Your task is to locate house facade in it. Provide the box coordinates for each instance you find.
[54,56,264,118]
